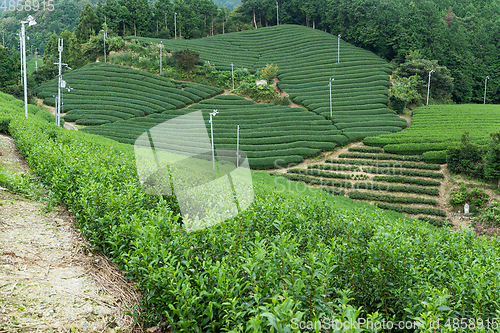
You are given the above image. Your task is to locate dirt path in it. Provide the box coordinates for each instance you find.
[0,134,142,333]
[34,98,78,131]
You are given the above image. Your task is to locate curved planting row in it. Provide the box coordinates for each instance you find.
[284,145,448,224]
[135,24,406,145]
[364,105,500,155]
[83,95,341,169]
[35,63,222,125]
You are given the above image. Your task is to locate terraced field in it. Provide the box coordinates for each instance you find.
[274,145,449,226]
[130,24,407,143]
[364,104,500,157]
[83,94,342,169]
[35,63,222,125]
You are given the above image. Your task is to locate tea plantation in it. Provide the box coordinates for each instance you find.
[83,94,343,169]
[130,24,407,142]
[364,104,500,158]
[2,91,500,331]
[35,63,222,125]
[276,145,449,225]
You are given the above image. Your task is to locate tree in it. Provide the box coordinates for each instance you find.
[0,45,19,90]
[261,63,279,81]
[75,3,100,43]
[119,0,152,36]
[60,30,82,69]
[446,132,484,178]
[153,0,174,36]
[172,49,200,72]
[484,132,500,188]
[389,74,420,113]
[395,51,454,103]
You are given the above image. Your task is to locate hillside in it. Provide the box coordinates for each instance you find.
[364,104,500,155]
[130,25,406,142]
[1,90,500,331]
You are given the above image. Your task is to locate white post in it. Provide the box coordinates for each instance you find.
[276,2,279,25]
[337,34,341,63]
[35,60,37,71]
[231,63,234,90]
[236,125,240,167]
[19,31,23,88]
[160,41,163,75]
[21,23,28,118]
[427,69,435,106]
[57,38,63,126]
[484,76,489,104]
[329,77,334,119]
[174,12,177,39]
[209,109,218,169]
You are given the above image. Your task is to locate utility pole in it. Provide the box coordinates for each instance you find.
[484,76,489,104]
[236,125,240,167]
[329,77,334,119]
[56,38,63,126]
[160,41,163,75]
[35,61,37,71]
[231,63,234,90]
[175,12,177,39]
[276,2,279,25]
[20,15,37,119]
[209,109,219,170]
[337,34,341,63]
[427,69,435,106]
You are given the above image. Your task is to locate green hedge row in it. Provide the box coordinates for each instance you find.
[372,175,441,187]
[348,146,384,153]
[422,150,447,164]
[288,168,352,180]
[362,167,444,179]
[383,142,451,155]
[320,187,346,196]
[377,203,446,217]
[278,173,352,188]
[348,190,437,205]
[354,182,440,196]
[418,216,452,228]
[326,159,441,170]
[339,152,423,162]
[308,164,361,172]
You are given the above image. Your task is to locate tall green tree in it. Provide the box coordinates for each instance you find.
[60,30,82,69]
[119,0,152,36]
[484,132,500,188]
[75,3,100,43]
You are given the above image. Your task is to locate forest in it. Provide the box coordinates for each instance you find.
[1,0,500,103]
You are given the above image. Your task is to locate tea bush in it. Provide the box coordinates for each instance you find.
[362,166,444,179]
[2,92,500,331]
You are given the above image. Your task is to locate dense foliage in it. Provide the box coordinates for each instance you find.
[2,91,500,331]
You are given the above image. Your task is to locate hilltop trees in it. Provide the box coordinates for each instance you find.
[75,3,100,43]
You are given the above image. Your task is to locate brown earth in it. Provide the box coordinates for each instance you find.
[0,134,143,333]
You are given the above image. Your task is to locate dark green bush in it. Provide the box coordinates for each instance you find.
[372,175,441,187]
[354,182,440,196]
[423,150,447,164]
[348,190,437,205]
[363,166,444,178]
[418,216,453,228]
[348,146,383,153]
[339,152,423,162]
[377,203,446,217]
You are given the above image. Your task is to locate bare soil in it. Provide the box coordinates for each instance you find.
[0,134,143,333]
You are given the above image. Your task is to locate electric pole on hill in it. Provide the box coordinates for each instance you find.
[54,39,72,127]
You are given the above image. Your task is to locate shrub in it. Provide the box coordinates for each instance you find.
[423,150,447,164]
[372,175,441,186]
[418,216,452,228]
[348,190,437,205]
[354,182,440,196]
[260,63,279,81]
[362,167,444,179]
[348,146,383,154]
[339,152,423,162]
[377,203,446,217]
[172,49,200,72]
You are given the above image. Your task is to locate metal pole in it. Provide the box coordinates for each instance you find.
[427,69,434,106]
[20,31,23,88]
[236,125,240,167]
[276,2,279,26]
[57,38,63,126]
[329,77,333,119]
[22,23,28,119]
[160,41,163,75]
[484,76,489,104]
[231,63,234,90]
[174,12,177,39]
[210,112,215,169]
[35,60,37,71]
[337,34,340,63]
